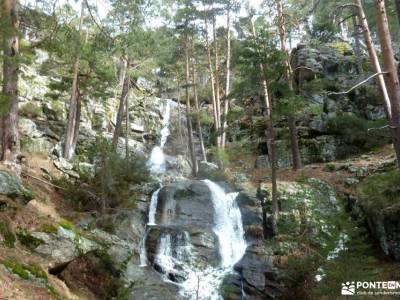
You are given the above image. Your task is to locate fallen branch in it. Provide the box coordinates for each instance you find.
[327,72,388,96]
[22,171,66,190]
[367,125,397,134]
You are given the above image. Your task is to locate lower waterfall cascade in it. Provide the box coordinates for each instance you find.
[139,179,248,300]
[140,98,248,299]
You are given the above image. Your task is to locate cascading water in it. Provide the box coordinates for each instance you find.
[140,98,247,298]
[203,180,247,268]
[140,100,173,267]
[147,180,247,299]
[147,99,172,174]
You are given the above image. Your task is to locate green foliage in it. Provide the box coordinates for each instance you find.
[19,102,43,119]
[2,257,48,282]
[323,163,336,172]
[326,42,351,55]
[57,137,149,211]
[39,223,58,234]
[16,229,43,250]
[359,171,400,216]
[210,147,230,168]
[58,218,75,231]
[0,222,16,248]
[197,108,214,126]
[326,115,389,149]
[271,179,380,296]
[302,78,340,93]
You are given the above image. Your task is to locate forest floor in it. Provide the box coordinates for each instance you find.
[0,154,88,300]
[230,143,400,298]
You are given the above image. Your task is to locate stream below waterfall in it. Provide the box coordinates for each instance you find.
[139,99,248,299]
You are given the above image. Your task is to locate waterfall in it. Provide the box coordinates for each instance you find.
[148,188,161,225]
[141,99,173,266]
[203,179,247,268]
[147,99,172,174]
[146,180,247,299]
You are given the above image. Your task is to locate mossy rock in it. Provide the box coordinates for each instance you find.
[2,257,47,282]
[16,229,44,249]
[0,170,34,203]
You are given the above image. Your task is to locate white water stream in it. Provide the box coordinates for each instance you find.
[140,98,247,299]
[147,99,172,174]
[142,180,247,299]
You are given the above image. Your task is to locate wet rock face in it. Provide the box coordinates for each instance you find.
[145,180,221,270]
[155,180,214,229]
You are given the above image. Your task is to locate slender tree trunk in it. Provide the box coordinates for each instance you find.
[221,8,231,149]
[352,11,364,75]
[355,0,392,117]
[203,10,220,148]
[71,91,81,155]
[176,78,184,146]
[64,2,84,160]
[192,64,207,162]
[374,0,400,169]
[112,58,130,152]
[125,89,130,159]
[1,0,20,174]
[276,0,302,170]
[251,19,279,236]
[185,36,198,176]
[212,14,222,146]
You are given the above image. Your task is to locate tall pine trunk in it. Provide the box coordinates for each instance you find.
[1,0,20,173]
[71,91,81,155]
[192,64,207,162]
[221,8,231,149]
[251,19,279,236]
[125,88,130,159]
[352,11,364,75]
[185,35,198,176]
[212,14,222,146]
[355,0,392,117]
[112,58,130,152]
[374,0,400,169]
[203,9,220,148]
[275,0,302,170]
[64,2,84,160]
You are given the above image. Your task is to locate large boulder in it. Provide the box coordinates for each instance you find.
[19,118,43,138]
[0,170,33,202]
[30,226,99,268]
[59,251,126,299]
[197,161,219,179]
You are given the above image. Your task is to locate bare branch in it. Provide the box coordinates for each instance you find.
[292,66,315,73]
[327,72,388,96]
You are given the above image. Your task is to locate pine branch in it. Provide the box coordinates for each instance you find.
[327,72,388,96]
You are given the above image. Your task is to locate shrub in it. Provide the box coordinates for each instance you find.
[57,137,150,211]
[326,115,389,149]
[0,222,16,248]
[2,257,48,282]
[358,170,400,216]
[19,102,43,119]
[16,229,43,249]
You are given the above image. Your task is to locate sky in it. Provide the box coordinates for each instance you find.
[29,0,265,26]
